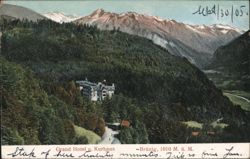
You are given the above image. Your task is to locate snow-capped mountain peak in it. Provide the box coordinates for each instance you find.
[89,8,106,18]
[43,12,80,23]
[209,24,243,34]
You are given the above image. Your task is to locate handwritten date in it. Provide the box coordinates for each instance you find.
[193,4,248,23]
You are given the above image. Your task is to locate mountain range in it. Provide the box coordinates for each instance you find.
[74,9,242,67]
[0,4,243,68]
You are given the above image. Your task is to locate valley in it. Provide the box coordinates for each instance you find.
[204,70,250,111]
[1,3,249,145]
[205,30,250,113]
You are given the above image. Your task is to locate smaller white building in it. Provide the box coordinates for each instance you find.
[76,79,115,101]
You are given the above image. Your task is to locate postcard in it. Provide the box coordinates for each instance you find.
[1,0,249,158]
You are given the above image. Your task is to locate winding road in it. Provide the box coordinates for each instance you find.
[98,127,121,144]
[224,92,250,103]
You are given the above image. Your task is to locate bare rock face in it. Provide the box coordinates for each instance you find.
[74,9,242,68]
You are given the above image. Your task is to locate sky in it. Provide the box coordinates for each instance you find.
[5,0,250,30]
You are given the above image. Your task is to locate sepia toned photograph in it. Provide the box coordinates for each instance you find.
[1,0,249,147]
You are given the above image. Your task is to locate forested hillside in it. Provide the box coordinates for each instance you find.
[1,19,250,144]
[1,58,150,144]
[1,58,104,144]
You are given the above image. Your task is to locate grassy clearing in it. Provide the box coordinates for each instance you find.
[210,121,228,129]
[223,92,250,111]
[183,120,229,130]
[73,125,101,144]
[182,121,203,129]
